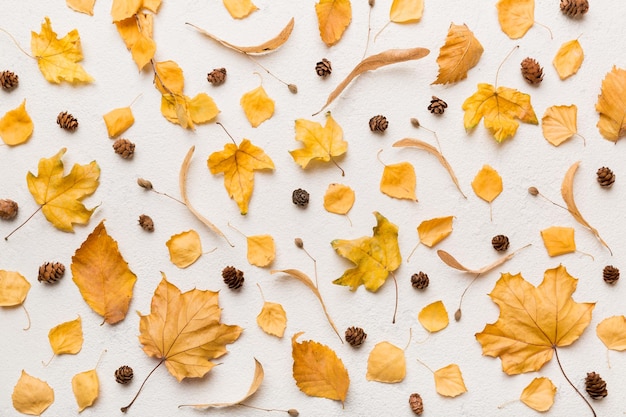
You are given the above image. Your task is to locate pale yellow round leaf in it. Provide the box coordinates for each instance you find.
[390,0,423,23]
[496,0,534,39]
[247,234,275,267]
[49,316,83,355]
[380,162,417,201]
[553,39,584,80]
[72,369,99,411]
[418,300,449,333]
[540,226,576,257]
[541,105,577,146]
[12,370,54,416]
[520,377,556,412]
[366,341,406,383]
[323,183,355,215]
[471,165,502,202]
[166,230,203,268]
[0,100,34,146]
[241,85,275,128]
[0,270,31,306]
[433,364,467,397]
[597,315,626,351]
[257,301,287,337]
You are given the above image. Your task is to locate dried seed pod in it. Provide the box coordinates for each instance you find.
[521,58,544,85]
[0,199,18,220]
[294,237,304,248]
[38,262,65,284]
[596,167,615,188]
[137,178,153,190]
[411,272,429,290]
[207,68,227,85]
[410,117,420,128]
[0,70,19,90]
[491,235,510,251]
[287,410,299,417]
[428,96,447,114]
[113,138,135,159]
[315,58,332,77]
[409,393,424,415]
[603,265,619,284]
[585,372,607,400]
[138,214,154,232]
[222,266,244,290]
[369,115,388,132]
[292,188,309,207]
[288,84,298,94]
[115,365,134,384]
[560,0,589,18]
[528,186,539,196]
[57,111,79,131]
[345,326,367,347]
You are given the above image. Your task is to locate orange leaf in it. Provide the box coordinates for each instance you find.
[597,316,626,351]
[596,66,626,142]
[115,13,156,70]
[433,23,483,85]
[553,39,584,80]
[103,106,135,138]
[380,161,417,201]
[540,226,576,256]
[471,165,502,203]
[67,0,96,15]
[390,0,423,23]
[520,377,556,412]
[223,0,257,19]
[417,216,453,247]
[240,84,275,128]
[315,0,352,46]
[0,100,33,146]
[12,371,54,416]
[541,105,578,146]
[323,183,355,215]
[496,0,534,39]
[48,316,83,355]
[418,300,449,333]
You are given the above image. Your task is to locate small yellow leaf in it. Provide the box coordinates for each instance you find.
[103,107,135,138]
[247,234,275,267]
[380,162,417,201]
[290,113,347,170]
[417,216,453,248]
[12,370,54,416]
[596,67,626,142]
[115,13,155,71]
[323,183,355,215]
[223,0,258,19]
[240,85,275,128]
[154,61,184,95]
[471,165,502,203]
[0,270,30,306]
[434,364,467,397]
[72,369,99,412]
[520,377,556,412]
[540,226,576,256]
[166,230,203,268]
[541,105,577,146]
[496,0,534,39]
[433,23,483,85]
[315,0,352,46]
[257,301,287,337]
[390,0,424,23]
[0,100,34,146]
[553,39,584,80]
[366,341,406,383]
[418,300,449,333]
[67,0,95,15]
[111,0,142,21]
[49,316,83,355]
[597,316,626,351]
[161,93,219,130]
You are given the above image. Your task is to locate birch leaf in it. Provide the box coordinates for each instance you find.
[154,60,184,95]
[597,316,626,351]
[433,23,483,85]
[323,183,355,215]
[223,0,257,19]
[417,216,453,247]
[596,66,626,142]
[257,302,287,337]
[246,234,275,267]
[380,162,417,201]
[0,270,30,307]
[366,341,406,383]
[160,93,219,130]
[418,300,449,333]
[48,316,83,355]
[496,0,534,39]
[115,13,156,71]
[390,0,424,23]
[541,105,578,146]
[12,371,54,416]
[520,377,556,412]
[434,364,467,397]
[290,112,347,171]
[0,100,34,146]
[553,39,584,80]
[103,106,135,138]
[67,0,95,15]
[166,230,203,268]
[72,369,99,412]
[240,85,275,128]
[472,165,502,203]
[315,0,352,46]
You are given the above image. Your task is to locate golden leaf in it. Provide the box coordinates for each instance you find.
[366,341,406,383]
[496,0,534,39]
[290,112,347,171]
[240,85,275,128]
[27,148,100,232]
[520,377,556,412]
[417,216,453,247]
[166,230,203,268]
[476,265,594,375]
[0,100,33,146]
[390,0,423,23]
[160,93,219,130]
[67,0,95,15]
[31,17,93,84]
[111,0,161,22]
[223,0,257,19]
[48,316,83,355]
[246,234,275,267]
[316,0,352,46]
[380,162,417,201]
[418,300,449,333]
[257,301,287,337]
[597,316,626,352]
[553,39,583,80]
[292,332,349,403]
[103,106,135,138]
[540,226,576,257]
[72,369,99,412]
[437,245,529,275]
[115,13,155,70]
[139,274,242,381]
[154,60,184,95]
[596,66,626,142]
[208,139,274,215]
[71,221,137,324]
[472,165,502,203]
[541,105,577,146]
[433,23,483,85]
[0,271,30,306]
[434,364,467,397]
[463,83,538,142]
[12,370,54,416]
[323,183,355,215]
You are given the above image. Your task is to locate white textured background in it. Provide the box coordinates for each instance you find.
[2,1,626,416]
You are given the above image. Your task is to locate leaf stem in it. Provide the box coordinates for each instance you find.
[361,1,374,60]
[416,357,434,374]
[455,273,481,321]
[390,271,399,324]
[245,55,296,93]
[376,149,387,167]
[373,20,391,42]
[553,347,596,417]
[21,304,31,331]
[534,21,553,40]
[4,206,42,240]
[330,156,345,176]
[121,359,165,412]
[150,189,186,206]
[0,27,34,58]
[216,122,238,146]
[495,45,519,89]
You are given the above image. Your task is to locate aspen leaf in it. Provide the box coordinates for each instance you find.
[390,0,423,23]
[472,165,502,203]
[257,301,287,337]
[103,107,135,138]
[520,377,556,412]
[0,100,34,146]
[417,216,453,247]
[166,230,203,268]
[12,370,54,416]
[553,39,583,80]
[208,139,274,215]
[48,316,83,355]
[291,332,349,403]
[476,265,594,375]
[246,234,275,267]
[596,66,626,142]
[0,270,30,306]
[71,220,137,324]
[154,60,184,95]
[111,0,161,22]
[223,0,257,19]
[496,0,534,39]
[115,13,156,70]
[324,183,355,215]
[540,226,576,256]
[433,23,483,85]
[31,17,93,84]
[541,105,578,146]
[434,364,467,397]
[596,316,626,351]
[366,341,406,383]
[27,148,100,232]
[160,93,219,130]
[463,83,538,142]
[67,0,95,15]
[418,300,449,333]
[72,369,99,412]
[290,112,347,170]
[315,0,352,46]
[380,162,417,201]
[240,85,275,128]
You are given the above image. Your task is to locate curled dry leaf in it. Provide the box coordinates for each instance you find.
[541,105,578,146]
[596,315,626,351]
[0,270,30,306]
[316,0,352,46]
[72,369,99,412]
[437,244,530,275]
[0,100,34,146]
[596,66,626,142]
[103,106,135,138]
[223,0,258,19]
[67,0,95,15]
[553,39,583,80]
[540,226,576,257]
[257,301,287,337]
[366,341,406,383]
[290,112,347,173]
[434,364,467,397]
[323,183,355,215]
[390,0,424,23]
[380,161,417,201]
[12,370,54,416]
[417,216,454,247]
[496,0,534,39]
[471,165,502,203]
[240,84,275,128]
[166,230,203,268]
[418,300,449,333]
[433,23,483,85]
[520,377,556,412]
[115,13,156,71]
[48,316,83,356]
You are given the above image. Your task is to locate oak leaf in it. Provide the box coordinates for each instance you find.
[418,300,449,333]
[553,39,583,80]
[290,112,347,172]
[71,221,137,324]
[12,371,54,416]
[520,377,556,412]
[324,183,355,215]
[476,265,595,375]
[223,0,257,19]
[48,316,83,356]
[390,0,423,23]
[366,341,406,383]
[0,100,34,146]
[417,216,453,247]
[433,23,483,85]
[380,161,417,201]
[472,165,502,203]
[103,106,135,138]
[315,0,352,46]
[541,105,578,146]
[496,0,534,39]
[72,369,99,411]
[166,230,203,268]
[540,226,576,257]
[596,66,626,142]
[0,270,30,306]
[115,13,156,70]
[67,0,95,15]
[257,301,287,337]
[434,364,467,397]
[240,84,275,128]
[596,316,626,351]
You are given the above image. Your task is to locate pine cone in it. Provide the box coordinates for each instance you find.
[597,167,615,188]
[292,188,309,207]
[222,266,244,290]
[411,272,429,290]
[369,115,388,132]
[115,365,134,384]
[0,70,19,90]
[207,68,227,85]
[345,326,367,347]
[315,58,332,77]
[560,0,588,18]
[521,58,544,84]
[38,262,65,284]
[409,393,424,415]
[138,214,154,232]
[603,265,620,284]
[113,138,135,159]
[0,199,18,220]
[585,372,607,400]
[428,96,448,114]
[492,235,510,251]
[57,111,78,132]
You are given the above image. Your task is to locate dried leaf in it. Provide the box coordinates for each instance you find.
[290,112,347,171]
[596,66,626,142]
[72,369,99,411]
[154,60,184,95]
[111,0,161,22]
[257,302,287,337]
[115,13,156,70]
[496,0,534,39]
[292,332,349,403]
[597,316,626,351]
[437,245,529,275]
[240,85,275,128]
[433,23,483,85]
[434,364,467,397]
[0,99,34,146]
[316,0,352,46]
[12,370,54,416]
[520,377,556,412]
[246,234,275,267]
[71,221,137,324]
[553,39,583,80]
[390,0,423,23]
[380,162,417,201]
[366,341,406,383]
[323,183,355,215]
[540,226,576,257]
[417,216,454,247]
[472,165,502,203]
[103,106,135,138]
[67,0,95,15]
[223,0,257,19]
[166,230,203,268]
[418,300,449,333]
[541,105,577,146]
[160,93,219,130]
[48,316,83,355]
[0,271,30,306]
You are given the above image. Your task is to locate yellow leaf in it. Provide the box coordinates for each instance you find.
[12,370,54,416]
[417,216,453,247]
[139,274,243,381]
[208,139,274,215]
[27,148,100,232]
[596,316,626,351]
[247,234,275,267]
[315,0,352,46]
[463,83,538,142]
[290,112,347,170]
[154,60,184,95]
[476,265,594,375]
[541,105,577,146]
[380,162,417,201]
[72,369,99,412]
[0,270,30,306]
[496,0,534,39]
[366,341,406,383]
[49,316,83,355]
[596,66,626,142]
[257,301,287,337]
[103,107,135,138]
[390,0,423,23]
[67,0,95,15]
[115,13,156,70]
[240,85,275,128]
[540,226,576,256]
[520,377,556,412]
[323,183,355,215]
[161,93,219,130]
[433,23,483,85]
[166,230,203,268]
[223,0,257,19]
[31,17,93,84]
[142,0,161,13]
[471,165,502,203]
[434,364,467,397]
[553,39,584,80]
[291,332,349,403]
[71,220,137,324]
[418,300,449,333]
[111,0,161,21]
[0,100,33,146]
[332,212,401,292]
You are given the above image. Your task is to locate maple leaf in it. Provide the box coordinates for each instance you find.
[115,12,156,70]
[520,377,556,412]
[0,100,34,146]
[290,112,347,174]
[31,17,94,84]
[476,265,594,375]
[596,66,626,142]
[553,39,584,80]
[12,371,54,416]
[208,139,274,215]
[496,0,534,39]
[541,105,578,146]
[240,84,275,128]
[366,341,406,383]
[315,0,352,46]
[223,0,258,19]
[390,0,423,23]
[433,23,483,85]
[462,83,538,142]
[26,148,100,232]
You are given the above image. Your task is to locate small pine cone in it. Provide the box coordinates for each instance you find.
[409,393,424,415]
[115,365,134,384]
[411,272,429,290]
[560,0,588,18]
[222,266,244,290]
[345,326,367,347]
[315,58,332,77]
[369,115,388,132]
[428,96,448,114]
[585,372,608,400]
[597,167,615,188]
[38,262,65,284]
[207,68,227,85]
[0,70,19,90]
[0,199,18,220]
[138,214,154,232]
[292,188,309,207]
[603,265,620,284]
[113,138,135,159]
[521,58,544,85]
[57,111,78,132]
[491,235,510,251]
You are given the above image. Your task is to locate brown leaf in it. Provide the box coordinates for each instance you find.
[596,66,626,142]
